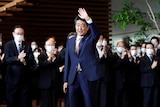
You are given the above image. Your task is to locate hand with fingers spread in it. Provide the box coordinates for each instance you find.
[78,8,90,21]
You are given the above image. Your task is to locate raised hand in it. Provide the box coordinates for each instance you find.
[78,8,90,21]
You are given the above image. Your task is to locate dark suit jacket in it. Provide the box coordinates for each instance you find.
[4,40,34,85]
[139,55,160,87]
[64,23,103,85]
[110,53,130,90]
[38,52,60,89]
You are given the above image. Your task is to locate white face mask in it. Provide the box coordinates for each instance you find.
[102,40,107,46]
[117,47,125,53]
[130,50,137,56]
[151,42,158,48]
[45,46,55,53]
[146,49,154,55]
[14,35,24,43]
[141,48,146,53]
[33,52,40,58]
[137,48,141,54]
[31,45,38,51]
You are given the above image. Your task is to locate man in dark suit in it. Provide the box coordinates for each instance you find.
[63,8,103,107]
[127,45,141,107]
[96,35,113,107]
[110,41,130,107]
[4,25,34,107]
[38,37,60,107]
[139,42,160,107]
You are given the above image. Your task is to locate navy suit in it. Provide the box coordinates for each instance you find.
[38,52,60,107]
[64,23,103,107]
[139,55,160,107]
[4,40,34,107]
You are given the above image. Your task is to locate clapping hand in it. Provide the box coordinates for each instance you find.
[18,50,26,63]
[47,51,55,62]
[0,53,4,61]
[151,60,158,69]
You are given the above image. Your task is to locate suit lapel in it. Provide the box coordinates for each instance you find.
[145,55,152,64]
[12,41,19,55]
[78,36,88,55]
[71,37,77,55]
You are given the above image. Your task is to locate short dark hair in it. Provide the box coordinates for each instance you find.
[74,16,88,25]
[13,25,24,32]
[46,36,55,41]
[150,36,159,43]
[130,45,136,48]
[146,42,154,48]
[67,32,76,39]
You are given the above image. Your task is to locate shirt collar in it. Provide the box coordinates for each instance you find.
[76,35,84,41]
[14,40,22,47]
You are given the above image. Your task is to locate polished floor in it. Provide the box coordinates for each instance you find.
[0,105,6,107]
[0,99,64,107]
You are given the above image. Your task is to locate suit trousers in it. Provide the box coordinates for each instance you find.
[142,86,159,107]
[6,82,31,107]
[40,85,58,107]
[69,72,100,107]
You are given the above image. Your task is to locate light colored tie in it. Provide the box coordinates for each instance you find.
[149,56,153,62]
[75,38,82,54]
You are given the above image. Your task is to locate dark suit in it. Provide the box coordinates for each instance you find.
[64,23,103,107]
[4,40,34,107]
[38,52,60,107]
[98,47,113,107]
[139,55,160,107]
[110,53,129,107]
[127,56,141,107]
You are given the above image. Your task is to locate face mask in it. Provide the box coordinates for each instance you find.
[137,48,141,54]
[33,52,40,58]
[117,47,125,53]
[146,49,154,55]
[96,40,103,47]
[31,45,38,51]
[102,40,107,46]
[151,42,158,48]
[45,46,55,53]
[141,48,146,53]
[130,50,137,56]
[14,35,24,43]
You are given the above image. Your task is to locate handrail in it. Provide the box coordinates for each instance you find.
[0,0,24,12]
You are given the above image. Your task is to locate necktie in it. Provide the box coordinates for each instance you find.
[18,44,21,53]
[149,56,153,62]
[75,38,82,54]
[50,57,53,63]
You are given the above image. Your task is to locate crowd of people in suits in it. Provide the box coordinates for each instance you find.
[0,7,160,107]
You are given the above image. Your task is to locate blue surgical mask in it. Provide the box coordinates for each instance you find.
[117,47,125,53]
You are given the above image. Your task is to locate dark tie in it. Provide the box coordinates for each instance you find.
[50,57,53,63]
[18,44,21,53]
